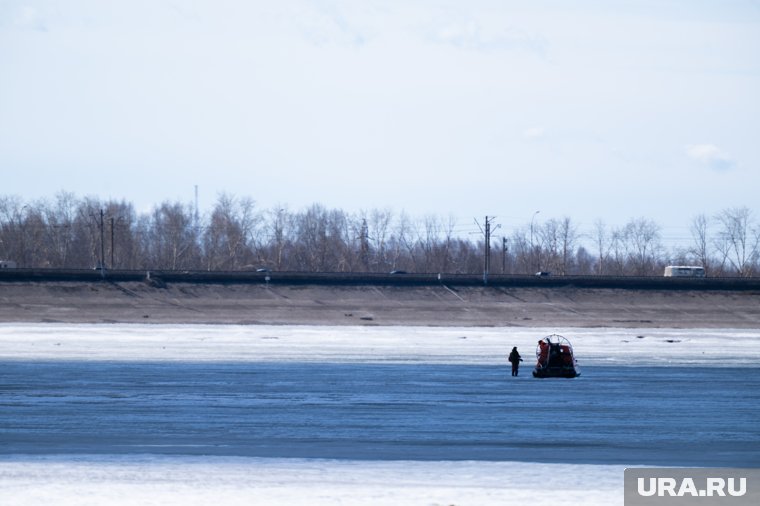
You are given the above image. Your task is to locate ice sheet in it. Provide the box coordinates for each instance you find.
[0,455,624,506]
[1,323,758,505]
[1,323,759,365]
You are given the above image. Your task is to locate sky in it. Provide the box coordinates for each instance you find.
[1,0,758,245]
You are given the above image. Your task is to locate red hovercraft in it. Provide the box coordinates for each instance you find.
[532,334,581,378]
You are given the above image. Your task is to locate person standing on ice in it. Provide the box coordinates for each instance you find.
[537,339,549,366]
[508,347,523,376]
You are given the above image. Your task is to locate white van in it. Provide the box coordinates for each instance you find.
[0,260,17,269]
[663,265,705,277]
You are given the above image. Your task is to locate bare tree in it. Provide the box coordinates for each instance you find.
[439,214,459,273]
[608,226,627,275]
[558,217,578,275]
[327,208,354,272]
[147,201,197,269]
[21,203,48,267]
[3,191,759,277]
[260,206,291,270]
[536,217,579,275]
[203,194,259,270]
[104,200,139,269]
[0,195,28,266]
[593,220,609,275]
[537,219,561,273]
[416,215,441,272]
[624,217,663,275]
[40,192,78,267]
[575,246,594,274]
[74,197,111,269]
[689,214,712,273]
[290,204,353,271]
[366,208,393,271]
[393,212,417,272]
[714,207,758,277]
[509,228,531,274]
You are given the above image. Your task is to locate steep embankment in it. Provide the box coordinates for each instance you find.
[1,280,759,328]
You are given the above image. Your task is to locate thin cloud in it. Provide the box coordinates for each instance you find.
[290,4,370,48]
[10,6,48,32]
[686,144,737,171]
[524,126,546,140]
[432,20,547,56]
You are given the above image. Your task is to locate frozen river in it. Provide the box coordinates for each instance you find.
[3,361,759,466]
[1,323,759,505]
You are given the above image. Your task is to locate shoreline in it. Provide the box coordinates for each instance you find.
[2,280,759,328]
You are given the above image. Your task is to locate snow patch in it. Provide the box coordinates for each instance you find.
[1,323,758,366]
[0,455,624,506]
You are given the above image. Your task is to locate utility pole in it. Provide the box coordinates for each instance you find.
[502,237,508,273]
[484,216,491,284]
[110,216,115,269]
[99,209,105,278]
[476,216,499,285]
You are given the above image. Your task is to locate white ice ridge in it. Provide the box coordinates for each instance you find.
[1,323,759,366]
[0,455,624,506]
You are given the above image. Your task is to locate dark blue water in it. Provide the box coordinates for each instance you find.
[1,361,758,466]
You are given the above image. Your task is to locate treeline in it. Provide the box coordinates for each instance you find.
[0,193,758,277]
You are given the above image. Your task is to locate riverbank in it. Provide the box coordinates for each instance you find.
[1,280,759,328]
